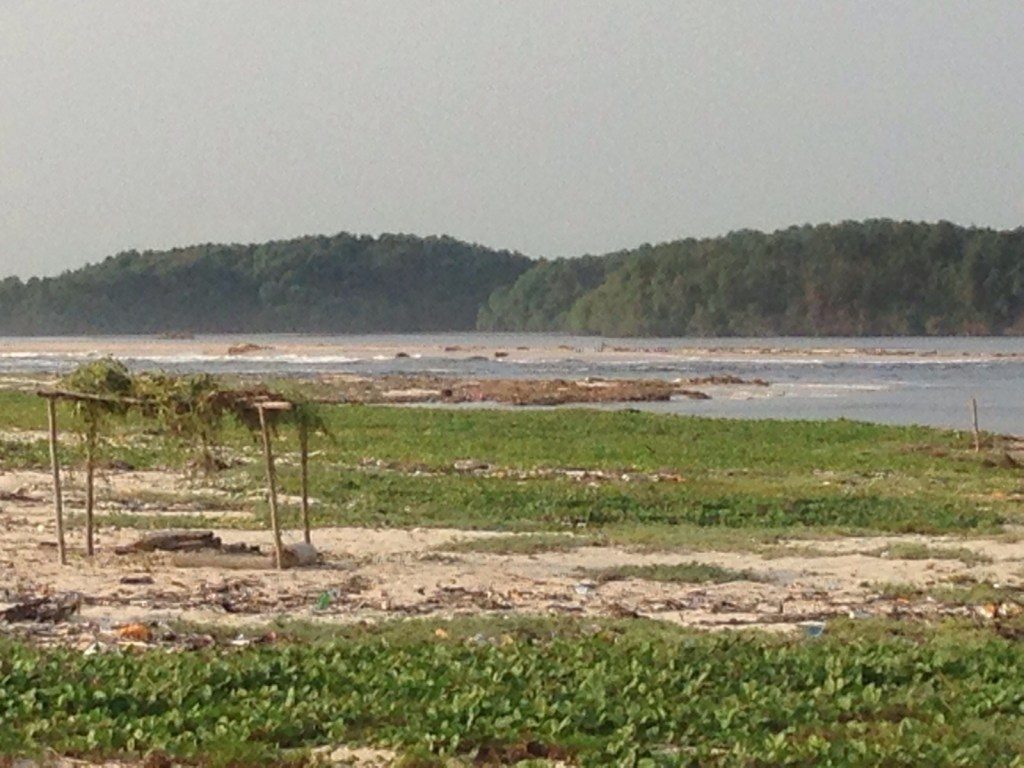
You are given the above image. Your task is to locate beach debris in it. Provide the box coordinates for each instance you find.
[473,739,571,765]
[0,488,41,503]
[364,457,683,485]
[973,601,1023,620]
[1,592,82,623]
[120,574,155,585]
[453,458,490,472]
[606,602,642,619]
[802,622,826,638]
[227,343,270,356]
[115,530,222,554]
[574,581,597,597]
[222,542,262,555]
[281,541,319,568]
[116,622,154,642]
[142,749,174,768]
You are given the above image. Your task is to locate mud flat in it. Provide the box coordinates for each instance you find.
[301,372,767,406]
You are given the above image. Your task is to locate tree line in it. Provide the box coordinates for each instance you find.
[480,220,1024,336]
[3,220,1024,336]
[0,233,530,334]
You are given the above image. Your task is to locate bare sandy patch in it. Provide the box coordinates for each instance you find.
[2,466,1023,648]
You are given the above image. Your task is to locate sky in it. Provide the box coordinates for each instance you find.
[2,1,1023,278]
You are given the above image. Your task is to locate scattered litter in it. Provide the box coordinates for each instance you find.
[453,459,490,472]
[116,622,153,642]
[1,592,81,623]
[222,542,262,555]
[574,581,597,597]
[0,489,41,503]
[802,622,826,638]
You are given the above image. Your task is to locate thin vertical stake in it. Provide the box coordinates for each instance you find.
[299,422,311,545]
[46,399,67,566]
[85,436,95,557]
[258,406,285,569]
[971,397,980,453]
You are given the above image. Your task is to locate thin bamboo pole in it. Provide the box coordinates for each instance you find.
[46,399,67,566]
[258,406,285,569]
[970,397,980,453]
[299,422,311,545]
[85,433,95,557]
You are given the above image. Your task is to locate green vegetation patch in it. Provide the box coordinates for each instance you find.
[1,389,1018,537]
[289,470,1006,535]
[873,580,1024,606]
[581,561,767,584]
[441,533,604,555]
[2,617,1024,766]
[871,542,993,566]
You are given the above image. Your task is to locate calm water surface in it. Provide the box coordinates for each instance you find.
[2,334,1022,435]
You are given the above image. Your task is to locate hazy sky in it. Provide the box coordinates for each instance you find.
[2,1,1023,278]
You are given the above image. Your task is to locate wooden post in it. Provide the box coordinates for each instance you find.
[85,432,96,556]
[970,397,980,453]
[299,422,311,545]
[46,398,67,566]
[258,406,285,570]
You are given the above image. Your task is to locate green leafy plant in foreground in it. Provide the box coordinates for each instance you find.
[2,618,1024,767]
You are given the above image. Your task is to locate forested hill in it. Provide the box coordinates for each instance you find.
[3,220,1024,336]
[479,220,1024,336]
[0,233,531,334]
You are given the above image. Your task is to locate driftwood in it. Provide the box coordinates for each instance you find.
[221,542,262,555]
[115,530,222,554]
[1,592,82,623]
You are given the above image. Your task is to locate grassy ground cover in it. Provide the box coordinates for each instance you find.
[868,542,994,566]
[5,385,1024,767]
[1,389,1019,538]
[2,617,1023,767]
[579,562,766,584]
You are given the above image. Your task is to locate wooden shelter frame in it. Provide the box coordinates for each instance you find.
[37,388,313,570]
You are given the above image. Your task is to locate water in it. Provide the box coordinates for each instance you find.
[2,334,1022,434]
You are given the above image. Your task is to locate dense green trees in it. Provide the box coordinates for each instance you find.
[3,221,1023,336]
[0,234,530,334]
[482,220,1024,336]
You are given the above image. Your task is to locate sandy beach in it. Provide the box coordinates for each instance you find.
[4,467,1021,646]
